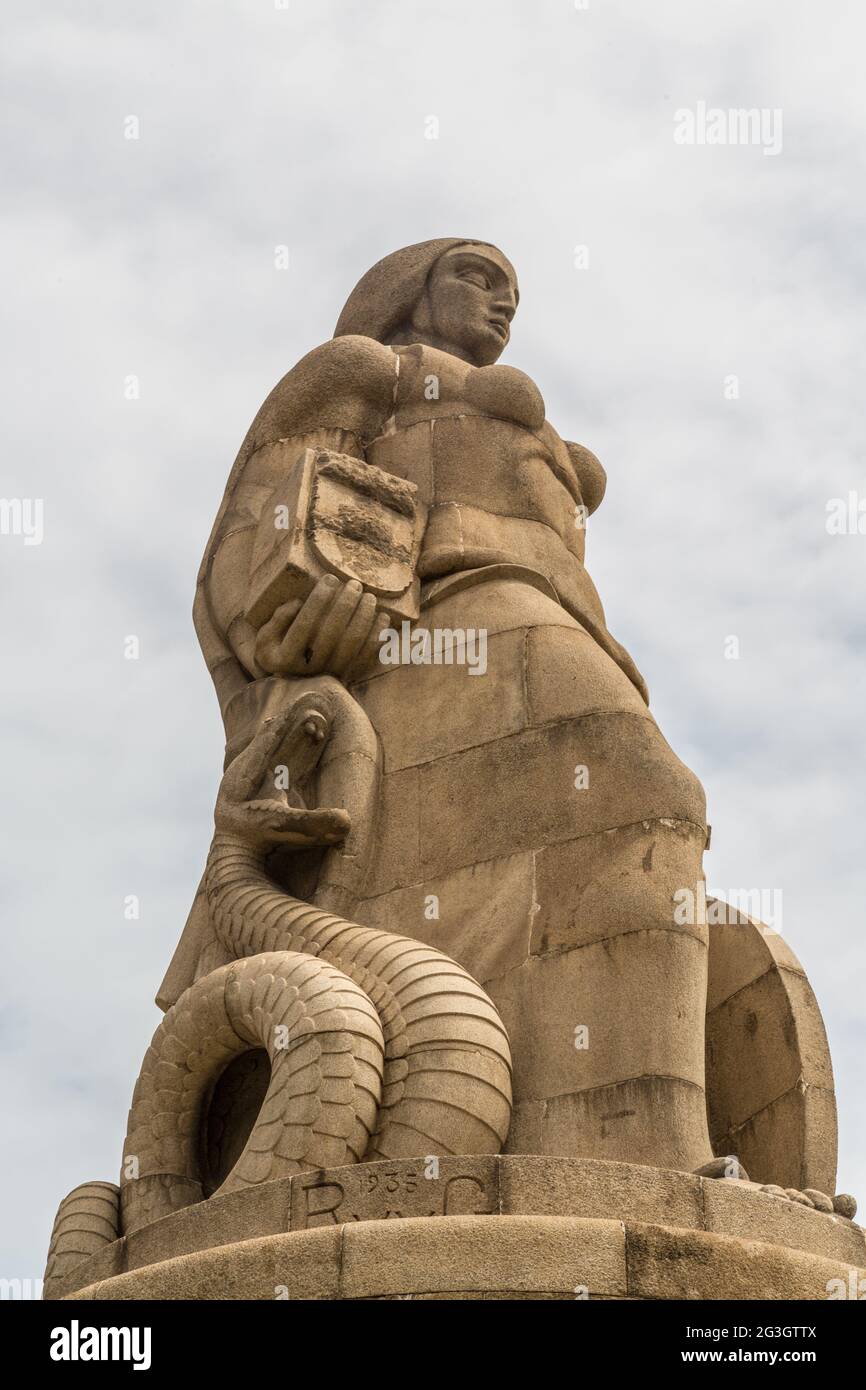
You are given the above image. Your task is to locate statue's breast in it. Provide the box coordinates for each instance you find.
[463,362,546,431]
[383,344,546,434]
[367,343,581,511]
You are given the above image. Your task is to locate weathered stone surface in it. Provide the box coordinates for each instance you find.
[45,237,855,1303]
[414,713,706,881]
[418,571,577,641]
[67,1206,866,1302]
[707,967,835,1134]
[702,1176,866,1266]
[365,764,420,894]
[124,1176,291,1273]
[532,821,707,956]
[340,1215,627,1299]
[499,1156,704,1230]
[625,1223,860,1301]
[491,931,708,1101]
[356,850,536,985]
[539,1078,713,1172]
[504,1100,545,1155]
[705,906,838,1195]
[77,1228,343,1302]
[288,1156,499,1228]
[706,907,806,1012]
[715,1082,839,1198]
[74,1217,629,1301]
[355,626,527,773]
[53,1156,866,1300]
[525,621,649,727]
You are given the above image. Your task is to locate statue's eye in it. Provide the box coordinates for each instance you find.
[460,270,490,290]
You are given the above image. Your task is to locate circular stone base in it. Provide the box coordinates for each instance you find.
[51,1156,865,1301]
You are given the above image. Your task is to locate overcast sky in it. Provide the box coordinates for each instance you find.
[2,0,864,1284]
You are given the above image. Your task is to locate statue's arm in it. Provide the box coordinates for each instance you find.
[204,336,399,683]
[206,518,263,678]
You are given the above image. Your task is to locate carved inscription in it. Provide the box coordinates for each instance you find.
[288,1158,498,1230]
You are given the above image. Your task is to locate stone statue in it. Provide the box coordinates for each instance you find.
[44,240,861,1301]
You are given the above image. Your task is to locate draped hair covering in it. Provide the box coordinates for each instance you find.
[334,237,515,342]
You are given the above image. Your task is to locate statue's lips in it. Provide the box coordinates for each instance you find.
[488,318,509,340]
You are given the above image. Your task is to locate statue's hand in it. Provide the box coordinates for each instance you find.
[254,575,384,679]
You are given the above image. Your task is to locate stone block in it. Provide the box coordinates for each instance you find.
[422,573,577,640]
[429,414,575,539]
[713,1082,838,1196]
[339,1215,628,1298]
[532,821,707,956]
[541,1076,713,1172]
[288,1156,499,1229]
[504,1100,546,1154]
[707,967,835,1134]
[363,765,419,895]
[626,1223,863,1301]
[416,714,705,880]
[706,910,806,1012]
[526,622,649,727]
[356,627,527,772]
[701,1177,866,1267]
[124,1177,290,1273]
[500,1155,703,1230]
[76,1229,342,1301]
[356,849,536,985]
[489,930,708,1101]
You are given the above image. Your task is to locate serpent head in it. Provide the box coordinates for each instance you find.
[214,689,350,849]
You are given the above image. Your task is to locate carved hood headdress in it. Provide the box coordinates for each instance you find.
[334,237,507,342]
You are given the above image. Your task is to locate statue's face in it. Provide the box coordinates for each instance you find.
[410,244,519,366]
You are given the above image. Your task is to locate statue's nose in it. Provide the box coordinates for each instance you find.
[492,289,517,320]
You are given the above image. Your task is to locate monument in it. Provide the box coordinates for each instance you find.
[44,239,862,1300]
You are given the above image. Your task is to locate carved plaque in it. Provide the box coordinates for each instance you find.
[246,446,425,628]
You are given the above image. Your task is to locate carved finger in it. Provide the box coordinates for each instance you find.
[254,598,303,672]
[308,579,365,670]
[328,590,379,674]
[346,609,391,681]
[272,575,342,672]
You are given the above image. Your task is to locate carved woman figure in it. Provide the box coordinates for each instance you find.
[171,237,716,1178]
[45,241,852,1290]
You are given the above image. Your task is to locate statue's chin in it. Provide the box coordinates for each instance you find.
[461,331,507,367]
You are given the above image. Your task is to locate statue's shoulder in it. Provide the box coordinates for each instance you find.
[246,335,398,454]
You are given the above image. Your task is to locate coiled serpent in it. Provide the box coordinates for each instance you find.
[45,680,513,1288]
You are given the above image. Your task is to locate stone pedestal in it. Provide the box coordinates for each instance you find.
[47,1157,865,1301]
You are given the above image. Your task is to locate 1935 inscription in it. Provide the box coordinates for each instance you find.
[289,1158,498,1230]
